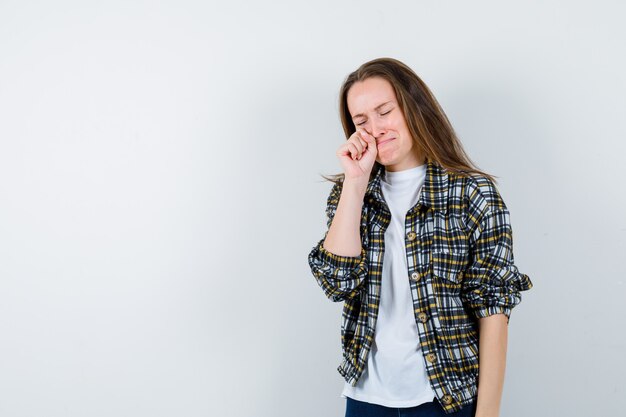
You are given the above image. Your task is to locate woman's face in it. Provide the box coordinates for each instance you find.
[346,76,425,172]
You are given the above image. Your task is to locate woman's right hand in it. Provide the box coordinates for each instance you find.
[336,129,378,182]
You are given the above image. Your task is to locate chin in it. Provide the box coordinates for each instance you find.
[377,156,398,166]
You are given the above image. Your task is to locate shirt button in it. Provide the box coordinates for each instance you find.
[411,272,421,281]
[407,231,417,241]
[426,353,437,363]
[417,312,428,323]
[442,394,454,405]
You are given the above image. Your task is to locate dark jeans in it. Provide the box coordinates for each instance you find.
[345,396,477,417]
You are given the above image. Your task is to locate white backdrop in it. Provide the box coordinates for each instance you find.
[1,1,624,416]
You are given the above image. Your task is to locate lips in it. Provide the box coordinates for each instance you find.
[377,138,395,146]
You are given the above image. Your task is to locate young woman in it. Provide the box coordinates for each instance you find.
[307,58,533,417]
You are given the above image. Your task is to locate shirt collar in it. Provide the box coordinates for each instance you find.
[365,158,449,213]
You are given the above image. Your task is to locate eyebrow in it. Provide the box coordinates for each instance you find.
[351,101,393,120]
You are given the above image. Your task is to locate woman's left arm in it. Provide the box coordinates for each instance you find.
[460,204,533,417]
[475,313,508,417]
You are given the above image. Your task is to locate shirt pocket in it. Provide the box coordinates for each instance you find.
[431,250,468,284]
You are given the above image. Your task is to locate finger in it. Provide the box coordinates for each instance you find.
[338,142,354,157]
[352,141,364,159]
[351,138,364,156]
[360,130,375,143]
[347,143,359,160]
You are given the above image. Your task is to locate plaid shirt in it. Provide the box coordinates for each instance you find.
[307,159,533,414]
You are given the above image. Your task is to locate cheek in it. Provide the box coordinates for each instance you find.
[391,117,408,133]
[399,123,412,141]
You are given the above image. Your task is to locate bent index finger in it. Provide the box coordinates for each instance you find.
[358,129,375,143]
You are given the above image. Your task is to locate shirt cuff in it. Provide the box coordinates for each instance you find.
[314,240,367,271]
[473,306,512,323]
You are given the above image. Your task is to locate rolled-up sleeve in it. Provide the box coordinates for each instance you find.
[461,208,533,323]
[307,182,368,302]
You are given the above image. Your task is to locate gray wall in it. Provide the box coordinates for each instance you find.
[0,1,624,416]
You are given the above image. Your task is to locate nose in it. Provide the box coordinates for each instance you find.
[367,119,386,139]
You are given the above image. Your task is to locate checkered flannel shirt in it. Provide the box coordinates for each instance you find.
[307,159,533,414]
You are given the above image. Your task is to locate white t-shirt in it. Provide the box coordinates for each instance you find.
[340,163,436,407]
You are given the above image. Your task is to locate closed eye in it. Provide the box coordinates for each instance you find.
[355,109,392,126]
